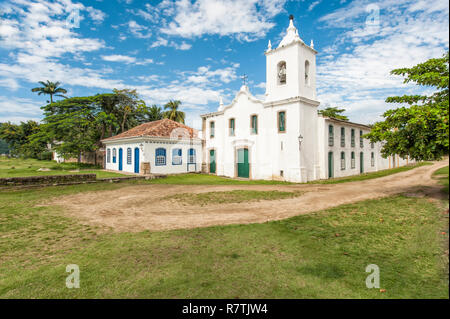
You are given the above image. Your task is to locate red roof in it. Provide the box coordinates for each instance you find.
[102,119,198,141]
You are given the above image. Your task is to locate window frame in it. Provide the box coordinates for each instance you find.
[188,148,196,164]
[360,130,364,148]
[371,152,375,167]
[278,110,286,133]
[340,127,345,147]
[229,118,235,136]
[126,148,132,165]
[351,151,355,169]
[210,121,215,138]
[250,114,258,135]
[112,148,117,163]
[107,148,111,163]
[172,148,182,165]
[277,61,287,85]
[305,60,310,86]
[351,129,355,147]
[328,125,334,147]
[155,147,166,166]
[340,152,345,170]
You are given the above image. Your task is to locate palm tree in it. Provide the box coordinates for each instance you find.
[163,100,185,123]
[31,81,68,103]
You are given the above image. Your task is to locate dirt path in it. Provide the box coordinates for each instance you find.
[48,160,449,232]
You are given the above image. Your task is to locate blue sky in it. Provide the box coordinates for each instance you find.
[0,0,448,129]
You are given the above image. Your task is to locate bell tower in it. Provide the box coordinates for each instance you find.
[265,15,317,102]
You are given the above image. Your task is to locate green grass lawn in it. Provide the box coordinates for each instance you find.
[165,190,304,206]
[0,157,126,179]
[0,174,448,298]
[309,162,432,184]
[433,165,449,195]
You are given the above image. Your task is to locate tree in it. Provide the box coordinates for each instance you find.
[163,100,185,123]
[139,104,163,122]
[365,52,449,161]
[318,107,349,121]
[0,121,49,159]
[31,80,68,103]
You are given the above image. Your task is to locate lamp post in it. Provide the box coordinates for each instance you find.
[298,134,303,150]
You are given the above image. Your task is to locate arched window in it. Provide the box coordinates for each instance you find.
[305,60,310,86]
[155,148,166,166]
[127,148,132,164]
[340,152,345,170]
[188,148,196,164]
[172,148,182,165]
[277,61,286,85]
[328,125,334,146]
[112,148,117,163]
[107,148,111,163]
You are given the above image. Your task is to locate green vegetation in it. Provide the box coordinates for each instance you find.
[318,106,349,121]
[310,162,432,184]
[166,190,304,206]
[0,178,447,298]
[145,173,292,185]
[433,165,449,195]
[366,52,449,161]
[0,157,125,179]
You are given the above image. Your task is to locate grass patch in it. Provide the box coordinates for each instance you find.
[144,173,293,185]
[0,157,126,179]
[0,180,448,298]
[310,162,432,184]
[165,190,304,206]
[433,165,449,195]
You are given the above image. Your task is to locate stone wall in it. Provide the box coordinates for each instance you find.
[0,174,97,187]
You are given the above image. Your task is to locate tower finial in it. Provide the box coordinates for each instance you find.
[289,14,294,21]
[310,39,314,48]
[267,40,272,50]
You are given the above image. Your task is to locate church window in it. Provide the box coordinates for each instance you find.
[251,115,258,134]
[278,111,286,132]
[188,148,196,164]
[351,151,355,169]
[172,148,182,165]
[340,127,345,147]
[127,148,132,164]
[305,60,310,86]
[112,148,116,163]
[107,148,111,163]
[229,118,235,136]
[155,148,166,166]
[277,61,287,85]
[351,129,355,147]
[360,130,364,148]
[328,125,334,146]
[210,121,215,138]
[341,152,346,170]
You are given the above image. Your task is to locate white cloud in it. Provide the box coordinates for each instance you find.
[316,0,449,124]
[101,54,136,64]
[308,1,321,11]
[0,96,44,123]
[128,20,152,38]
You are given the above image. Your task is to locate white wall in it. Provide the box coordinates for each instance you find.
[104,138,202,175]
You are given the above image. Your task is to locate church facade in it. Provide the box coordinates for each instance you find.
[200,16,411,183]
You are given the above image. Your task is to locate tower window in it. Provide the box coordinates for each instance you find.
[229,118,235,136]
[277,61,286,85]
[210,121,215,138]
[278,111,286,132]
[250,115,258,134]
[305,60,310,86]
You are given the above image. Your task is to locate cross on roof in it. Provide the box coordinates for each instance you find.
[241,74,248,86]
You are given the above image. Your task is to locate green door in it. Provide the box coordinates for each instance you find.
[360,152,364,173]
[328,152,334,178]
[209,149,216,174]
[237,148,249,178]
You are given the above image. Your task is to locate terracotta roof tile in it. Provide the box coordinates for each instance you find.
[102,119,198,141]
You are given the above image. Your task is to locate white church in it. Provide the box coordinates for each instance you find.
[102,16,411,182]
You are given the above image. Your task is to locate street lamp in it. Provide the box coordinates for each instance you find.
[298,134,303,149]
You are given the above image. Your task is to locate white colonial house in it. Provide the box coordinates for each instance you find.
[101,119,203,174]
[200,16,411,183]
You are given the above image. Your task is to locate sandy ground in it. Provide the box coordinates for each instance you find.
[47,160,449,232]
